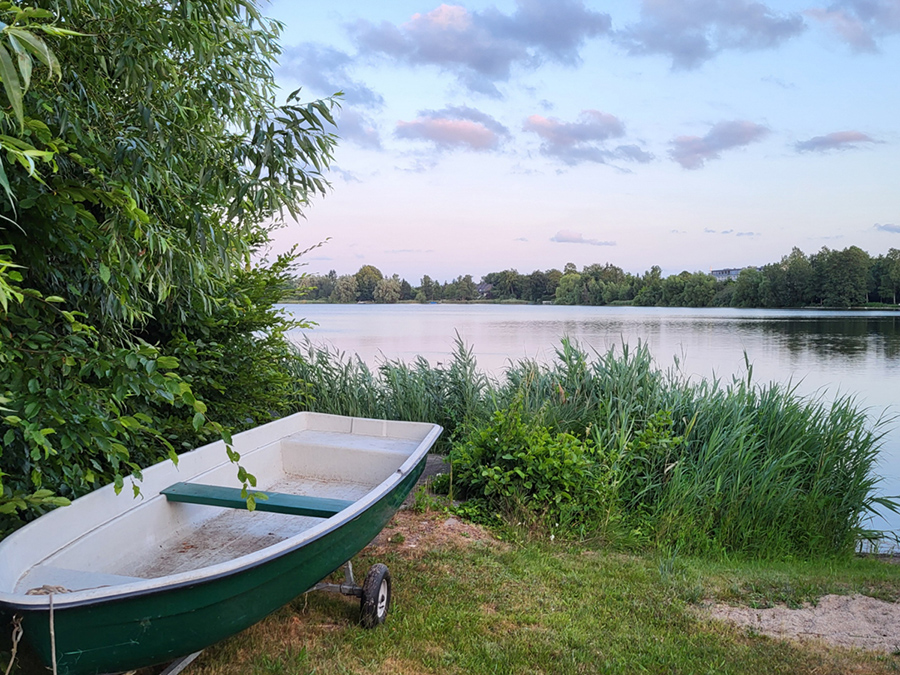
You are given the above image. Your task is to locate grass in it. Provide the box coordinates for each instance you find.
[183,510,900,675]
[288,336,897,558]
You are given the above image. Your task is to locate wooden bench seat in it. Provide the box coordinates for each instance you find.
[161,482,354,518]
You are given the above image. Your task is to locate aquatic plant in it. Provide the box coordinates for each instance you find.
[287,337,896,558]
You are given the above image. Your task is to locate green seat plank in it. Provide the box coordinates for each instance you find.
[161,482,354,518]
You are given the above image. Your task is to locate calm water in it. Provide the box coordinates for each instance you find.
[283,304,900,540]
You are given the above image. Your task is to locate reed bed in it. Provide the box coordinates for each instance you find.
[286,337,895,558]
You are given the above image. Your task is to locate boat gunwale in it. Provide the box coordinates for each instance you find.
[0,415,442,611]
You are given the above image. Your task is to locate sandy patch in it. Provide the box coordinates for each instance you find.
[706,594,900,653]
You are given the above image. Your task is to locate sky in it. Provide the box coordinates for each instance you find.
[263,0,900,282]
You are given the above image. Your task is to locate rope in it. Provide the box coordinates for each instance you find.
[3,616,22,675]
[25,585,70,595]
[25,585,71,675]
[49,592,56,675]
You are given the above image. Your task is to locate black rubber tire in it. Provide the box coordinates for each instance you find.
[360,563,391,628]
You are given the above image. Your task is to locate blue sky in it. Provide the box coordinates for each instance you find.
[264,0,900,282]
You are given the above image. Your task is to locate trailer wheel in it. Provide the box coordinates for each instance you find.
[360,563,391,628]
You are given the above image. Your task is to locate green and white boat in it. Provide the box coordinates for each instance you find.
[0,412,442,675]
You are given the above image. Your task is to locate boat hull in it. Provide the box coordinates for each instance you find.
[6,456,424,675]
[0,412,440,675]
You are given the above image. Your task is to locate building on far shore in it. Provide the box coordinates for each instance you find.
[710,267,761,281]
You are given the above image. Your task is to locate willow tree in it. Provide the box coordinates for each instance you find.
[0,0,337,532]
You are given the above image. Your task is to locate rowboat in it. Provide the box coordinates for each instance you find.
[0,412,442,675]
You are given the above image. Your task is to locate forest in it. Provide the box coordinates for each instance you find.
[286,245,900,308]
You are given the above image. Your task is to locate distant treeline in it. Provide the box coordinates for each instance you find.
[283,246,900,308]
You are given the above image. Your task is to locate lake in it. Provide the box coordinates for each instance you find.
[282,303,900,542]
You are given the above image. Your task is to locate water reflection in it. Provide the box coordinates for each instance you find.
[744,316,900,361]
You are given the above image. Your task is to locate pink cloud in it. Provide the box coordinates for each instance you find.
[396,119,499,150]
[795,130,877,152]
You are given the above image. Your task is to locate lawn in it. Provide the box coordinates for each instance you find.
[185,509,900,675]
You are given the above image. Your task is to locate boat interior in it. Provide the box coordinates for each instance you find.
[0,414,434,596]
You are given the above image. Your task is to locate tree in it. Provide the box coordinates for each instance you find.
[732,268,763,307]
[782,248,814,307]
[373,275,401,303]
[399,278,414,301]
[331,275,359,303]
[418,275,436,302]
[355,265,383,302]
[816,246,870,307]
[0,1,337,530]
[555,273,582,305]
[681,272,717,307]
[633,266,662,306]
[878,249,900,304]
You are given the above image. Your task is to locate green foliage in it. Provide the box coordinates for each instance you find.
[292,337,896,558]
[450,402,599,512]
[293,243,900,309]
[0,0,336,532]
[0,276,197,532]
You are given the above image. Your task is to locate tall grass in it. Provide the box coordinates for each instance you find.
[286,336,490,450]
[286,337,896,558]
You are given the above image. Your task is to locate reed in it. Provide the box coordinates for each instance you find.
[286,337,896,557]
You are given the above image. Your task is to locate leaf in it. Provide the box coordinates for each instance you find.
[7,34,32,92]
[0,154,14,206]
[0,43,24,129]
[98,263,111,284]
[192,412,205,431]
[6,28,62,79]
[156,355,179,369]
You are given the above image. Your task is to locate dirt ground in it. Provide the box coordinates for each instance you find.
[368,510,506,560]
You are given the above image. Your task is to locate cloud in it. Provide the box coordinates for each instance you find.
[795,130,878,152]
[277,43,386,149]
[762,75,796,89]
[669,120,769,169]
[335,109,383,150]
[616,0,805,69]
[875,223,900,233]
[523,110,653,165]
[395,106,510,150]
[807,0,900,52]
[278,43,384,109]
[384,248,436,254]
[705,228,759,236]
[331,166,362,183]
[350,0,611,96]
[550,230,616,246]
